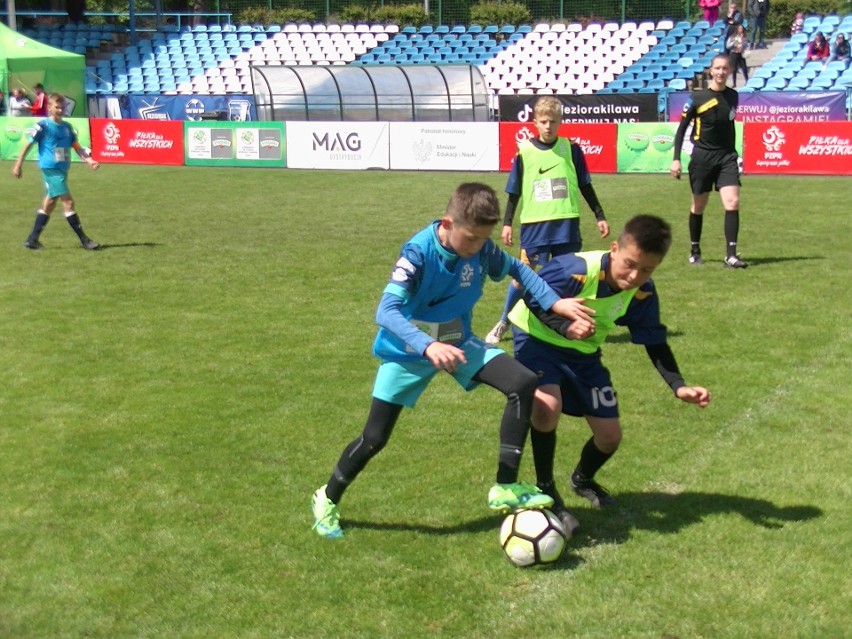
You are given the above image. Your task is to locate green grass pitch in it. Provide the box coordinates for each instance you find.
[1,163,850,638]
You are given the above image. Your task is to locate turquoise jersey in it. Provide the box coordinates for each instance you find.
[29,118,77,171]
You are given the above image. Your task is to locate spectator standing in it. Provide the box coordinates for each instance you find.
[724,2,745,41]
[790,12,804,37]
[748,0,770,49]
[8,88,32,116]
[29,83,47,116]
[807,32,830,62]
[727,24,750,87]
[700,0,722,24]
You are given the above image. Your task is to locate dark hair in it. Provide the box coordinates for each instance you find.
[34,83,44,90]
[446,183,500,227]
[619,215,673,256]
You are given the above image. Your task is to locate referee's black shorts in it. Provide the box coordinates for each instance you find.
[688,149,741,195]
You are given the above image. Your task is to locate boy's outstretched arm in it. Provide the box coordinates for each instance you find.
[646,343,711,407]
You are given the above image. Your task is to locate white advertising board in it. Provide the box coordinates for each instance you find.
[286,121,390,169]
[389,122,499,171]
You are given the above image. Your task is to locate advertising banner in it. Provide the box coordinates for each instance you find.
[667,91,848,123]
[498,122,617,173]
[617,122,744,173]
[184,121,286,167]
[743,121,852,175]
[87,94,257,121]
[499,94,659,123]
[89,118,184,165]
[389,123,498,171]
[286,121,390,170]
[1,116,91,161]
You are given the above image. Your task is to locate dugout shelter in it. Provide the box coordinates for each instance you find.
[0,22,86,116]
[250,63,489,122]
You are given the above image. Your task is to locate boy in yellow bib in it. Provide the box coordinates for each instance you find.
[509,215,711,530]
[485,96,610,345]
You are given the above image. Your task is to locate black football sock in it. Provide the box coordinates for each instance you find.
[325,398,403,504]
[28,211,50,242]
[724,210,740,257]
[65,212,88,241]
[689,212,703,255]
[574,437,614,480]
[530,428,557,486]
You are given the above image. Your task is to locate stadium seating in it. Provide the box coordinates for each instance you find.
[19,15,852,99]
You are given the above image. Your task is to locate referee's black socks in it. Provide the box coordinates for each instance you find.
[724,209,740,257]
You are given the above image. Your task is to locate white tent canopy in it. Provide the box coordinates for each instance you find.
[251,64,490,122]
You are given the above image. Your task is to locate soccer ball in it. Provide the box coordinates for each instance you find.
[499,508,567,568]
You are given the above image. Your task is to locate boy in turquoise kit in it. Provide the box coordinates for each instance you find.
[311,183,595,539]
[509,215,711,528]
[485,96,609,345]
[12,93,100,250]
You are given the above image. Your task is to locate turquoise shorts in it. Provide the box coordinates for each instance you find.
[42,168,70,198]
[372,336,503,408]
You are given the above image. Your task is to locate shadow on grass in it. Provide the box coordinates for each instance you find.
[570,491,822,546]
[343,491,821,571]
[742,255,823,267]
[96,242,161,250]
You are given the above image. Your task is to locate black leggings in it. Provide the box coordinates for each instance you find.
[325,353,538,503]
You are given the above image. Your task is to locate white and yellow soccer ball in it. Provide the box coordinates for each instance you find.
[499,508,568,567]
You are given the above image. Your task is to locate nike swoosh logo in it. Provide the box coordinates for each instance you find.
[538,164,559,174]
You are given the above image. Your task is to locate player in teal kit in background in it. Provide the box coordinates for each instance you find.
[510,215,711,529]
[485,96,609,345]
[311,182,595,539]
[12,93,100,251]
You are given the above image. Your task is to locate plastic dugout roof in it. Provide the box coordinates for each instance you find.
[250,63,490,122]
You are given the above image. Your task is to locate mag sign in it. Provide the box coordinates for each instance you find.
[184,121,286,167]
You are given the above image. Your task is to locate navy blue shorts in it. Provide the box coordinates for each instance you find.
[516,338,619,419]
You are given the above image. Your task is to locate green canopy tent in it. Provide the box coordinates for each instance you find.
[0,22,86,116]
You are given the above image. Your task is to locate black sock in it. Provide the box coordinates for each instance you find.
[65,212,87,241]
[724,210,740,257]
[325,399,403,504]
[689,213,703,254]
[28,211,50,242]
[574,437,613,480]
[530,428,556,486]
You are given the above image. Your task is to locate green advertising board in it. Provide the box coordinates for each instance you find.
[617,122,744,173]
[1,116,92,161]
[184,121,286,167]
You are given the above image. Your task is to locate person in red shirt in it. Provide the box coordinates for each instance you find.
[807,32,830,61]
[29,83,47,116]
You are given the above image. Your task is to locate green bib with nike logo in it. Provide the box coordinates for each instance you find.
[518,138,581,224]
[508,250,638,354]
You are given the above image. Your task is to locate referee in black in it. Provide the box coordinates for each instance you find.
[670,53,747,268]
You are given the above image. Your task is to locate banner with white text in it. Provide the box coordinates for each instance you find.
[89,118,184,165]
[498,122,618,173]
[743,121,852,175]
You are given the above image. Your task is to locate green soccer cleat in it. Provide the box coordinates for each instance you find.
[311,484,344,539]
[488,481,554,513]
